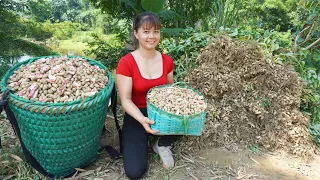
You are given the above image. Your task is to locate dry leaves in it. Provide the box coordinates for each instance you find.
[9,153,23,162]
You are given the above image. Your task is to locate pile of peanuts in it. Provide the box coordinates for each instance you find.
[147,86,206,115]
[7,56,109,103]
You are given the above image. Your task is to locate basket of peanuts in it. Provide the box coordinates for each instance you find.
[146,82,207,136]
[1,55,114,177]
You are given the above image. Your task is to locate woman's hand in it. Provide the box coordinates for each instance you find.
[140,117,159,134]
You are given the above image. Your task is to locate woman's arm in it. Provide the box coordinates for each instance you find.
[167,71,174,84]
[116,74,159,134]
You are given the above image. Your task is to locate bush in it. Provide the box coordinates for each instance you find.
[225,24,293,55]
[45,21,79,40]
[159,27,211,81]
[258,0,294,31]
[22,20,79,41]
[84,33,126,70]
[24,19,53,41]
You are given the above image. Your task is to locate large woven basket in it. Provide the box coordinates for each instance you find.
[1,56,113,177]
[147,83,207,136]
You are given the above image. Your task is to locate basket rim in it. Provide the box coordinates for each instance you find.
[1,55,114,108]
[146,82,208,119]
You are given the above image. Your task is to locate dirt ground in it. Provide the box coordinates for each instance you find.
[86,147,320,180]
[1,112,320,180]
[72,117,320,180]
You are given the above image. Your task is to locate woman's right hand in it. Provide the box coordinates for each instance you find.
[140,117,159,134]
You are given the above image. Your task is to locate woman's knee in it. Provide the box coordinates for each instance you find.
[124,163,147,180]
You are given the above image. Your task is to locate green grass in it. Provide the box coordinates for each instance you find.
[51,30,117,57]
[58,40,88,51]
[55,40,88,56]
[53,30,93,56]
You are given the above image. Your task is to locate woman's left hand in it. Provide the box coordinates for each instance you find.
[140,117,159,135]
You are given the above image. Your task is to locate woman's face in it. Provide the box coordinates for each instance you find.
[134,24,160,51]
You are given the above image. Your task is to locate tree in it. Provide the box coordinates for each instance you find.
[49,0,69,21]
[166,0,216,28]
[0,0,55,78]
[0,0,25,58]
[89,0,214,28]
[24,0,52,22]
[49,0,89,22]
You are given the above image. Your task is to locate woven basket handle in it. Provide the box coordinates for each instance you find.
[171,82,188,87]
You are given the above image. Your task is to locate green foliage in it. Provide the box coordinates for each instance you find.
[90,0,210,28]
[13,39,57,57]
[299,0,320,24]
[61,9,81,22]
[295,0,320,49]
[229,0,298,32]
[258,0,295,31]
[23,19,53,41]
[166,0,216,28]
[159,28,211,81]
[207,0,243,29]
[90,0,178,19]
[89,0,183,55]
[157,10,181,21]
[49,0,86,22]
[225,24,293,55]
[120,0,181,24]
[141,0,165,13]
[309,124,320,147]
[47,21,80,40]
[25,0,52,22]
[0,1,23,54]
[75,9,101,29]
[84,33,126,70]
[89,0,135,19]
[23,20,79,41]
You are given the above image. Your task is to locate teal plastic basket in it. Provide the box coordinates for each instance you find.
[147,83,207,136]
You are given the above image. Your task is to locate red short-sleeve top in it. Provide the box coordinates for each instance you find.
[116,53,174,108]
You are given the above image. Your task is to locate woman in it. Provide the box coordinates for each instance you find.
[116,12,181,179]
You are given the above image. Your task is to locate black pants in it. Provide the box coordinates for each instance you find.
[122,108,181,180]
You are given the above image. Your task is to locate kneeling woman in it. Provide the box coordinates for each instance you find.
[116,12,181,180]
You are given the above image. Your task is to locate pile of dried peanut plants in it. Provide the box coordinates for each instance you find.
[7,56,108,103]
[178,36,317,159]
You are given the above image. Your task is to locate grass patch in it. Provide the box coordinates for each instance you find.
[58,40,88,51]
[51,30,117,57]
